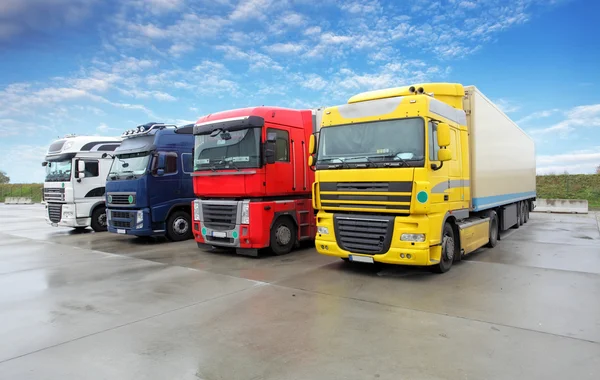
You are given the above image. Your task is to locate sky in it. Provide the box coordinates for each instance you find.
[1,0,600,183]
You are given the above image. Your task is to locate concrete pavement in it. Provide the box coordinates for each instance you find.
[0,204,599,379]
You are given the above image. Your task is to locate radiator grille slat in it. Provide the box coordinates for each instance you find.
[202,204,237,230]
[334,215,394,255]
[48,204,62,223]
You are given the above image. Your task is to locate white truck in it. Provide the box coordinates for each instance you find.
[42,135,121,232]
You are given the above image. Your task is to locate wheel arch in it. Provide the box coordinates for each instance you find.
[90,201,106,216]
[166,202,192,220]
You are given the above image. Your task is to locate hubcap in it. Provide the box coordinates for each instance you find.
[98,213,107,227]
[276,225,291,246]
[443,236,454,261]
[173,217,189,235]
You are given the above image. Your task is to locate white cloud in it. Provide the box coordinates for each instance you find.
[267,42,305,54]
[530,104,600,136]
[494,98,521,113]
[229,0,274,21]
[536,147,600,174]
[304,26,321,36]
[0,144,48,183]
[516,108,560,125]
[216,45,283,71]
[341,0,382,14]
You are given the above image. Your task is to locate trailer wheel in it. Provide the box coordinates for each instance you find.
[431,223,455,274]
[270,217,296,255]
[91,207,107,232]
[524,201,530,223]
[519,202,525,226]
[486,211,499,248]
[166,210,192,242]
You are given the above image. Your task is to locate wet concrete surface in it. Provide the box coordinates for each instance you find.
[0,204,599,379]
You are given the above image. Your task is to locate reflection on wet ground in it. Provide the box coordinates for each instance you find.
[1,204,599,379]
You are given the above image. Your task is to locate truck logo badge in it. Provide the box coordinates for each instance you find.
[417,191,428,204]
[61,182,65,188]
[128,195,134,204]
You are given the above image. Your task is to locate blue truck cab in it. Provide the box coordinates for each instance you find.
[105,122,195,241]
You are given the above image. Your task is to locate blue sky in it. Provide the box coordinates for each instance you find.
[1,0,599,183]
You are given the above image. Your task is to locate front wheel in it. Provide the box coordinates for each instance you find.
[166,211,193,242]
[431,223,455,274]
[270,217,296,255]
[91,207,107,232]
[486,211,499,248]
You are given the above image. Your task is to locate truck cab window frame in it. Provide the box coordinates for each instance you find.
[429,121,439,161]
[82,160,99,178]
[267,128,290,162]
[181,153,193,174]
[151,152,178,176]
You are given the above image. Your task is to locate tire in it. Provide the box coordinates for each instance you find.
[524,201,530,223]
[166,210,193,242]
[486,211,499,248]
[430,223,455,273]
[519,202,525,226]
[91,207,107,232]
[270,217,296,255]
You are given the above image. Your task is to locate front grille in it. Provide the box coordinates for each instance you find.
[111,211,131,219]
[319,181,412,213]
[112,220,133,228]
[202,204,237,230]
[334,215,394,255]
[44,188,65,202]
[108,193,135,206]
[48,204,62,223]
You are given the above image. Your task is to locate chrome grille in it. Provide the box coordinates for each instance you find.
[48,204,62,223]
[109,210,134,229]
[334,215,394,255]
[319,181,412,213]
[108,193,135,206]
[202,204,237,230]
[44,188,65,202]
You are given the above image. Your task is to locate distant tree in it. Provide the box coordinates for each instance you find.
[596,165,600,175]
[0,170,9,184]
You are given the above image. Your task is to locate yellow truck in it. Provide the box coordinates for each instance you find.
[308,83,536,273]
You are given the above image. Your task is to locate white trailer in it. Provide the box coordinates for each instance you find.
[42,135,121,231]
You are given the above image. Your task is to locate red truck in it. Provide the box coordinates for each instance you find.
[191,106,322,256]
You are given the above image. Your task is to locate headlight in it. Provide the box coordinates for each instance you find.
[241,202,250,224]
[317,226,329,235]
[401,233,426,242]
[193,201,201,221]
[136,210,143,222]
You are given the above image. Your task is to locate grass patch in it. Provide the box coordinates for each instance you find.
[0,183,44,203]
[536,174,600,208]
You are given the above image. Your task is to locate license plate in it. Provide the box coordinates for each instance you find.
[349,255,374,264]
[211,231,226,238]
[51,223,58,227]
[117,229,126,234]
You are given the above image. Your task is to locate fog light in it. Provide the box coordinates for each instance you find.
[63,211,73,218]
[401,233,426,242]
[407,254,412,259]
[317,226,329,235]
[136,223,143,229]
[321,245,324,249]
[400,253,405,258]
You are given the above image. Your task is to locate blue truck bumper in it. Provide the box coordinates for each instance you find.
[107,208,165,237]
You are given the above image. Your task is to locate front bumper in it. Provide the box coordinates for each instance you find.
[193,221,261,248]
[315,211,441,266]
[45,203,90,228]
[107,208,159,236]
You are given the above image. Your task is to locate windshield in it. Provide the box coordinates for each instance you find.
[194,127,261,171]
[109,152,151,180]
[45,160,72,182]
[316,118,425,168]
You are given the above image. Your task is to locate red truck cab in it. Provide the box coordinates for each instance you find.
[191,106,320,256]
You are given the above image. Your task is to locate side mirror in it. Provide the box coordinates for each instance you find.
[157,153,166,170]
[157,168,165,176]
[74,160,85,178]
[102,153,108,159]
[265,142,276,164]
[308,155,315,166]
[438,149,452,162]
[308,134,316,154]
[42,161,48,167]
[436,122,451,148]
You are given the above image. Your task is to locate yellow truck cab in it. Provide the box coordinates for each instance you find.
[308,83,536,273]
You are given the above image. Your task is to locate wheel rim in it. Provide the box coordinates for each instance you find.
[275,225,292,246]
[442,234,454,261]
[173,217,189,235]
[98,213,107,227]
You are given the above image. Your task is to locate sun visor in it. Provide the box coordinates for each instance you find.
[193,115,264,135]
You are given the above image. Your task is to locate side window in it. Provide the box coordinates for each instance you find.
[182,153,193,173]
[267,128,289,162]
[165,153,178,174]
[429,122,439,161]
[84,161,99,177]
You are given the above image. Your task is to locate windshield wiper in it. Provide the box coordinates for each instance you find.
[376,153,412,167]
[317,158,351,169]
[216,158,241,171]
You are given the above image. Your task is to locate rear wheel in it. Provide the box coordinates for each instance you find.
[524,201,530,223]
[519,202,525,226]
[166,210,192,242]
[486,211,499,248]
[431,223,455,273]
[270,217,296,255]
[91,207,107,232]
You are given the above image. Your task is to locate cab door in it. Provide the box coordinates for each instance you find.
[150,152,179,222]
[264,126,293,196]
[73,159,102,218]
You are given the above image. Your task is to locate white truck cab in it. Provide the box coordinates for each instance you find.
[42,135,121,232]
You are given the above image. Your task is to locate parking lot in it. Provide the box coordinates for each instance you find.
[0,204,599,379]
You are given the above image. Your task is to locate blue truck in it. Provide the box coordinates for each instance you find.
[104,122,195,241]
